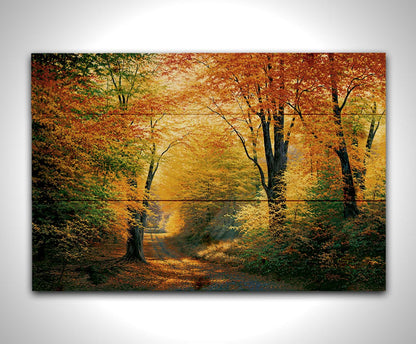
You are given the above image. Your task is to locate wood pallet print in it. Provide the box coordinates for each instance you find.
[32,53,386,291]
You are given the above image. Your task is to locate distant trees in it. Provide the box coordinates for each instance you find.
[159,116,258,244]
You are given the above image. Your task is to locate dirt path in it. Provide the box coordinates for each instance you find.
[62,230,300,291]
[139,231,299,291]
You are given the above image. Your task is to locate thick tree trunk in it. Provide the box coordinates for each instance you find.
[332,116,359,218]
[329,53,359,219]
[335,145,359,218]
[124,155,155,262]
[125,213,146,262]
[228,57,290,237]
[125,197,150,262]
[260,106,288,236]
[267,176,287,237]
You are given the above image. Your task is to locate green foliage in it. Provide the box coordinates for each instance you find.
[231,199,385,290]
[344,203,386,289]
[175,202,236,248]
[90,143,143,178]
[33,219,99,263]
[307,162,344,225]
[166,128,259,247]
[32,218,101,290]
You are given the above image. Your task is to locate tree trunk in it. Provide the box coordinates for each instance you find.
[124,149,155,261]
[335,145,359,218]
[332,114,359,218]
[125,193,152,262]
[125,211,147,262]
[267,176,287,237]
[354,114,380,192]
[260,106,288,236]
[329,53,359,219]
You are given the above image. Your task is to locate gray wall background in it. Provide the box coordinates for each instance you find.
[1,0,414,343]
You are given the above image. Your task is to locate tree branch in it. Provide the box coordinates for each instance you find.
[285,115,296,146]
[152,139,181,179]
[339,74,371,111]
[207,105,268,192]
[153,113,165,127]
[126,63,140,102]
[339,84,360,112]
[286,101,332,149]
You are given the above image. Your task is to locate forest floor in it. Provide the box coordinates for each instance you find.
[41,230,302,291]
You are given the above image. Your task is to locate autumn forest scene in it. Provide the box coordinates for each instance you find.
[32,53,386,291]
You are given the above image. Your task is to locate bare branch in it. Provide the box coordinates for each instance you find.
[285,115,296,145]
[193,56,211,68]
[286,102,332,149]
[339,74,371,111]
[231,72,257,116]
[339,84,360,112]
[153,113,165,127]
[152,137,184,178]
[206,105,268,192]
[104,58,119,92]
[126,63,140,100]
[374,110,385,135]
